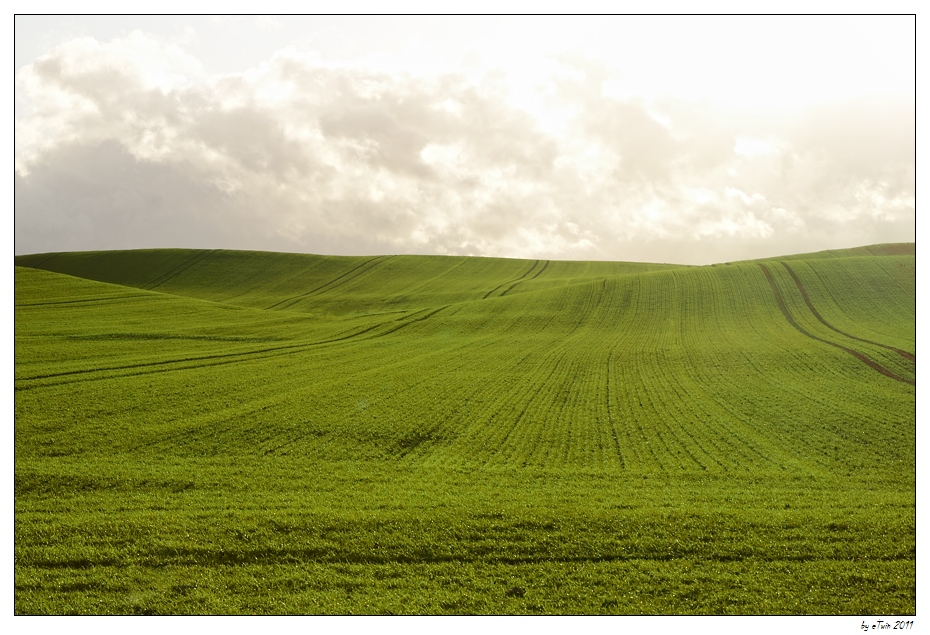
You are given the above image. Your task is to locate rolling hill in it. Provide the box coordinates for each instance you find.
[14,244,915,614]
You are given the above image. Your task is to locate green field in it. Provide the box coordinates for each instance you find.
[14,244,915,615]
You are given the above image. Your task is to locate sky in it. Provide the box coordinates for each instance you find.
[13,15,916,265]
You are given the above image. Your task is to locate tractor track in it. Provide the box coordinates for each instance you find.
[482,260,539,299]
[780,261,915,362]
[144,250,218,291]
[758,263,913,386]
[500,259,549,297]
[16,301,453,390]
[266,256,392,311]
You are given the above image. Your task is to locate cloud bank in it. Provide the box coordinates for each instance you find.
[15,28,915,264]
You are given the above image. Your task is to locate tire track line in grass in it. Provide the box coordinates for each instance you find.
[266,256,388,310]
[758,263,913,386]
[780,261,915,362]
[16,294,154,308]
[558,357,585,469]
[778,265,915,383]
[678,354,790,473]
[500,259,549,297]
[22,549,917,570]
[18,299,460,392]
[640,364,682,471]
[524,356,572,469]
[511,315,583,468]
[530,288,602,468]
[606,375,642,470]
[571,343,608,470]
[144,250,217,290]
[550,353,579,468]
[807,257,914,332]
[599,282,647,470]
[314,254,395,297]
[687,285,868,469]
[15,323,388,388]
[482,260,538,299]
[641,270,774,472]
[375,306,449,338]
[758,269,909,390]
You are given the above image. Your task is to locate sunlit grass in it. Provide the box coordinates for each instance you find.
[14,244,915,614]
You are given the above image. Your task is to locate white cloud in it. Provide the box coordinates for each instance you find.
[14,24,915,264]
[734,137,779,158]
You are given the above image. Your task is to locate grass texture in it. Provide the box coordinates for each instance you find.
[14,244,915,614]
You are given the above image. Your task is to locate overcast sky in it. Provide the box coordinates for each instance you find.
[14,15,915,264]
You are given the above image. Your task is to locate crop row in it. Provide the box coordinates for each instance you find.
[15,251,914,477]
[14,248,915,614]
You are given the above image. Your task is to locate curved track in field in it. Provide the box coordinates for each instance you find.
[500,259,550,297]
[14,322,385,387]
[16,290,458,392]
[779,261,915,362]
[266,256,393,311]
[482,260,540,299]
[758,263,913,385]
[144,250,218,290]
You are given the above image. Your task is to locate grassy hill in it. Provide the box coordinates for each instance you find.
[14,244,915,614]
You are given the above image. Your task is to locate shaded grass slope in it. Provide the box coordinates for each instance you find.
[14,244,915,614]
[14,249,684,316]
